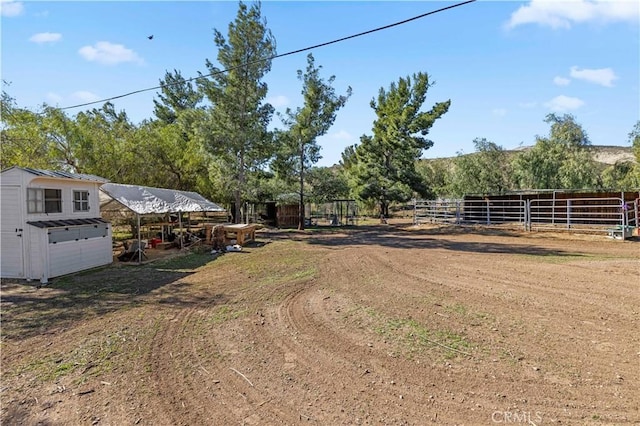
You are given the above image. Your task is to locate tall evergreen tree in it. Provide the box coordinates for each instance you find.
[348,72,450,218]
[272,53,351,229]
[197,1,276,223]
[153,69,202,125]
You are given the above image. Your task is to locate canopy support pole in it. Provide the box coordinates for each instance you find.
[179,213,183,250]
[137,214,141,264]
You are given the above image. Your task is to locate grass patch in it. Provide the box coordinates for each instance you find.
[515,252,621,264]
[217,240,319,287]
[208,305,248,324]
[10,328,131,383]
[369,310,474,359]
[152,252,213,271]
[446,303,467,315]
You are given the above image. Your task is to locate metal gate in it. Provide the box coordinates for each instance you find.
[414,196,637,239]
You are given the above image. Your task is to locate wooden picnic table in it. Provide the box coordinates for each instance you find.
[222,224,256,246]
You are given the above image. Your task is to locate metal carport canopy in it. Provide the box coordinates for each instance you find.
[99,182,225,214]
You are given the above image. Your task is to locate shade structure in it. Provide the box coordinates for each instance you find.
[99,183,225,215]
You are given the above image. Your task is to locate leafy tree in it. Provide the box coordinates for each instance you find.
[197,1,276,223]
[600,161,639,189]
[306,166,350,204]
[1,96,106,174]
[0,91,139,180]
[272,53,351,229]
[415,158,454,199]
[73,103,138,181]
[127,121,209,191]
[149,70,215,193]
[348,72,450,218]
[512,114,597,189]
[449,138,512,197]
[1,90,57,169]
[629,120,640,162]
[602,120,640,188]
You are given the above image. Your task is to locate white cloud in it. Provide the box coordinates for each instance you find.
[78,41,143,65]
[569,66,617,87]
[267,95,289,108]
[492,108,507,117]
[29,32,62,44]
[553,76,571,86]
[0,0,24,17]
[326,129,353,141]
[544,95,585,112]
[505,0,639,30]
[71,91,101,103]
[317,129,354,147]
[45,91,100,106]
[518,101,537,108]
[46,92,63,104]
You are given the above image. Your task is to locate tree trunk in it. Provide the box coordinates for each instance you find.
[298,142,305,231]
[379,201,389,224]
[235,148,246,224]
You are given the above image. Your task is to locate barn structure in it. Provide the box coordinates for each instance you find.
[0,167,112,284]
[248,199,359,228]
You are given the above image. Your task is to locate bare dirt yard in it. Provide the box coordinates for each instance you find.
[1,222,639,425]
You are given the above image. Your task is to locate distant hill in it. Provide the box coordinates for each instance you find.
[586,145,635,165]
[509,145,635,165]
[422,145,635,166]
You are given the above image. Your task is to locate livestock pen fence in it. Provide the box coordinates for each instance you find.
[414,194,639,239]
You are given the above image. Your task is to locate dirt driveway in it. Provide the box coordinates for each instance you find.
[2,223,639,425]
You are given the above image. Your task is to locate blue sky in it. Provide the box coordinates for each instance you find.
[2,0,639,167]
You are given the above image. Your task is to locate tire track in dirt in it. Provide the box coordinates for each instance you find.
[360,236,639,342]
[146,294,301,425]
[287,232,639,424]
[262,248,482,424]
[4,226,638,425]
[146,306,213,425]
[335,233,640,424]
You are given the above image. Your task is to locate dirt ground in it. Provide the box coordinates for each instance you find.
[1,222,639,425]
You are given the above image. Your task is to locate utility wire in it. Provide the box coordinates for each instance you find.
[59,0,476,112]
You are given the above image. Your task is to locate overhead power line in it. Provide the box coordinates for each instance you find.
[59,0,476,112]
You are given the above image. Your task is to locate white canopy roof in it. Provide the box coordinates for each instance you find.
[99,182,225,215]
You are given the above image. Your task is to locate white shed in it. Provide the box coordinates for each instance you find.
[0,166,112,284]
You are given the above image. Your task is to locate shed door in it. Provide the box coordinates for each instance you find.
[1,186,25,278]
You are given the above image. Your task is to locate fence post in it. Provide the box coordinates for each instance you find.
[566,199,571,230]
[412,198,416,225]
[486,199,490,225]
[525,199,530,232]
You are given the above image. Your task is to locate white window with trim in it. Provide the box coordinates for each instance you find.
[73,190,90,212]
[27,188,62,213]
